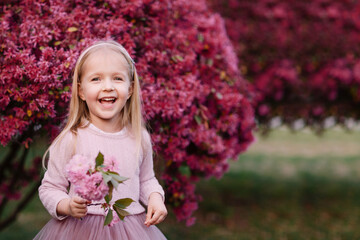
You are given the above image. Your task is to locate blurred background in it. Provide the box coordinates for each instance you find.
[2,0,360,239]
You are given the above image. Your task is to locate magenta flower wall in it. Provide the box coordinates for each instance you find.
[208,0,360,130]
[0,0,254,226]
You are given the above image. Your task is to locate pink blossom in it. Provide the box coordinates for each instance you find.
[66,154,108,201]
[74,172,109,201]
[65,154,94,184]
[186,217,196,227]
[103,155,120,172]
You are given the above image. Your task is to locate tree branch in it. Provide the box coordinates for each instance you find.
[0,180,41,231]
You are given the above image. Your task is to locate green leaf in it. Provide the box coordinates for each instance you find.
[197,33,204,42]
[104,209,113,226]
[102,172,112,184]
[194,115,202,125]
[179,165,191,177]
[108,172,128,183]
[171,55,183,62]
[176,55,183,61]
[104,194,110,204]
[95,152,104,168]
[113,205,130,221]
[171,56,178,62]
[110,178,119,189]
[114,198,135,209]
[104,183,113,203]
[67,27,78,32]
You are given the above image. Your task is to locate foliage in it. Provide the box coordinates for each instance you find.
[0,0,254,227]
[208,0,360,132]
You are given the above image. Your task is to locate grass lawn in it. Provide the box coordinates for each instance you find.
[1,127,360,239]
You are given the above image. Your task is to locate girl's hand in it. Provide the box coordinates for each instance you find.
[57,196,90,219]
[68,196,90,218]
[145,192,167,227]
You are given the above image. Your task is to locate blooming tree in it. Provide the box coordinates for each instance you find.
[0,0,254,228]
[208,0,360,132]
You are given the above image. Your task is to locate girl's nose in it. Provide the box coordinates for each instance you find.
[102,78,114,91]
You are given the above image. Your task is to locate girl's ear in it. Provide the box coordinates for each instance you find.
[127,83,133,100]
[78,83,86,101]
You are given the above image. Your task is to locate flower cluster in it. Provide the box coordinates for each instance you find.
[65,152,133,226]
[0,0,254,225]
[65,154,108,201]
[208,0,360,131]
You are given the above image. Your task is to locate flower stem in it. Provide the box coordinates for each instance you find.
[87,203,102,206]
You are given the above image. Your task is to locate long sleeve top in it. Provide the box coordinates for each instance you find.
[39,123,165,220]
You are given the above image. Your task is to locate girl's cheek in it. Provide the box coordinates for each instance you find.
[119,86,131,95]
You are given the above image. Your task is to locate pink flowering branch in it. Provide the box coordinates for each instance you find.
[66,152,134,226]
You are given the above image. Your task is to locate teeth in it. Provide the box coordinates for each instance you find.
[99,97,116,103]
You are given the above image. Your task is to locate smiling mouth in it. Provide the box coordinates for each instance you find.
[99,97,116,103]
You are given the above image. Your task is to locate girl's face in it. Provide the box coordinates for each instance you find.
[79,48,132,131]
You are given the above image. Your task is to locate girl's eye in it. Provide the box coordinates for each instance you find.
[91,77,100,81]
[114,77,122,81]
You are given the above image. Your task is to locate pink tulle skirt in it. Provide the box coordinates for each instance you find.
[33,213,167,240]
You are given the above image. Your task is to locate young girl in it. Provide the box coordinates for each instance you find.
[34,40,167,239]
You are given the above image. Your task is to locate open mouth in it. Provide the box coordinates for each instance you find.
[99,97,116,104]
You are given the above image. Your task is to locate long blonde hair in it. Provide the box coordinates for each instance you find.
[43,40,145,167]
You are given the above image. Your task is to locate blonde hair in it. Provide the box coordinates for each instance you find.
[43,40,145,167]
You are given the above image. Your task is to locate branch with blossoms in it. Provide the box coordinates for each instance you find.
[66,152,134,226]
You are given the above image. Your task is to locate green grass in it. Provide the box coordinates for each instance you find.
[1,127,360,239]
[158,156,360,239]
[0,195,49,240]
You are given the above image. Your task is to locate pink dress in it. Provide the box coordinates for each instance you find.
[34,123,166,239]
[33,214,166,239]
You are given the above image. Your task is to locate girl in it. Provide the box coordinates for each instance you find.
[34,40,167,239]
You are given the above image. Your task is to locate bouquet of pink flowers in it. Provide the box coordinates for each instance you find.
[65,152,134,226]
